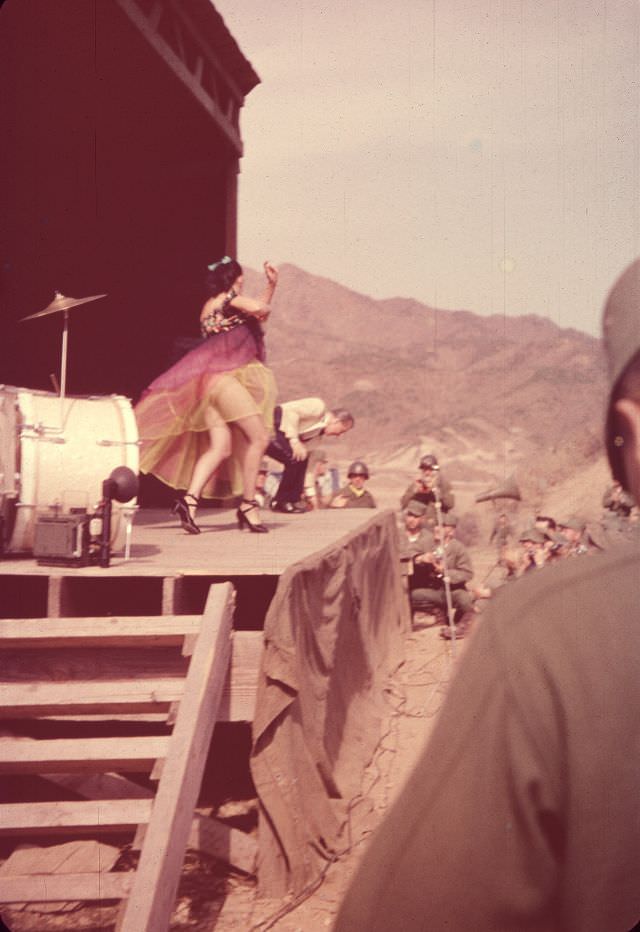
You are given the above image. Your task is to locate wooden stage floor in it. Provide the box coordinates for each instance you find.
[0,506,381,578]
[0,507,392,622]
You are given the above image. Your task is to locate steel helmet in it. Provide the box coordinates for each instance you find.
[348,460,369,479]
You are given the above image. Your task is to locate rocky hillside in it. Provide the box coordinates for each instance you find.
[246,263,609,493]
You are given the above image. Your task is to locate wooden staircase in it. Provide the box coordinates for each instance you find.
[0,582,262,930]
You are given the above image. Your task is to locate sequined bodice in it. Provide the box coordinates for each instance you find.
[200,289,245,337]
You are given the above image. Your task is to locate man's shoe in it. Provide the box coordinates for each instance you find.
[440,612,475,640]
[412,611,431,628]
[412,610,445,628]
[271,501,307,514]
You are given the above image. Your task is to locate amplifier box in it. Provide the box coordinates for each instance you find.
[34,514,91,566]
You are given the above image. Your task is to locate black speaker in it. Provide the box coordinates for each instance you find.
[33,513,91,566]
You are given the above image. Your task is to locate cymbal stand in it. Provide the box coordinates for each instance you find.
[20,290,106,435]
[59,306,70,428]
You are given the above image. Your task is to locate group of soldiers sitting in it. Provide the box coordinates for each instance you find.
[398,453,639,640]
[255,452,377,511]
[398,453,476,640]
[492,480,639,579]
[257,397,637,642]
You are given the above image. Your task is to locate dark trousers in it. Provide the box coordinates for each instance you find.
[266,406,308,504]
[409,586,473,620]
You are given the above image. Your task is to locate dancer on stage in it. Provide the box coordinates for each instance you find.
[135,257,278,534]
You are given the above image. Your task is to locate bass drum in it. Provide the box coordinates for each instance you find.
[0,386,139,554]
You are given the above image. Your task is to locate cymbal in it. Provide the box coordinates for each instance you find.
[21,291,107,321]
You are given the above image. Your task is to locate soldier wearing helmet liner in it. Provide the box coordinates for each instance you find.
[400,453,454,526]
[410,512,475,636]
[557,515,588,556]
[330,461,376,509]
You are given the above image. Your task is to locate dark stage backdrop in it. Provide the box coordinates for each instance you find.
[0,0,249,404]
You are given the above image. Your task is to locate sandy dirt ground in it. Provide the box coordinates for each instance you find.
[226,622,466,932]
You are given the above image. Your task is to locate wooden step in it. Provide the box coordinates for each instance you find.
[0,615,202,649]
[0,678,184,717]
[0,799,153,835]
[0,735,169,773]
[0,871,133,903]
[0,631,263,722]
[0,583,261,928]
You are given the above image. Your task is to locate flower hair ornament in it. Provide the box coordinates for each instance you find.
[207,255,233,273]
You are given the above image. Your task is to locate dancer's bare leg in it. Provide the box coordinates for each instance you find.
[186,407,231,519]
[234,412,269,523]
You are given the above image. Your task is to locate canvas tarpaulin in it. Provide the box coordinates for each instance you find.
[251,509,408,895]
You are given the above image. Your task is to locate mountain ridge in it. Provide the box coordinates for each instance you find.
[244,263,608,493]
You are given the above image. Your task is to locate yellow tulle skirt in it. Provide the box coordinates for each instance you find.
[136,359,276,499]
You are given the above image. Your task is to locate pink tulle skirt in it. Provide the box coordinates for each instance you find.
[135,325,276,499]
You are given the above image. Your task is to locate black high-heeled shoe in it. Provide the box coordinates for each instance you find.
[171,493,200,534]
[237,499,268,533]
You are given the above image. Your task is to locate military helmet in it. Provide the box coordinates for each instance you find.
[557,515,586,533]
[348,460,369,478]
[419,453,439,470]
[602,258,640,487]
[519,527,546,544]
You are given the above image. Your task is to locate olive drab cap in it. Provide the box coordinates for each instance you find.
[603,258,640,487]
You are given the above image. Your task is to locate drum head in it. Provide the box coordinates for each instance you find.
[4,387,139,555]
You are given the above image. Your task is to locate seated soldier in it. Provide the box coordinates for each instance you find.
[303,448,331,510]
[517,526,550,573]
[330,461,376,508]
[253,459,272,509]
[557,515,588,556]
[399,501,435,625]
[410,513,474,638]
[399,500,434,561]
[602,480,635,518]
[399,453,454,527]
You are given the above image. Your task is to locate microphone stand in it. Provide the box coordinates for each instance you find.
[433,478,457,656]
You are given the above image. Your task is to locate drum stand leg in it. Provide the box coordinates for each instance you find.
[123,508,136,561]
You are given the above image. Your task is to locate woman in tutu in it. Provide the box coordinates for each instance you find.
[135,257,278,534]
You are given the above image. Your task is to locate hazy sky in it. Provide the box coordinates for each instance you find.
[214,0,640,335]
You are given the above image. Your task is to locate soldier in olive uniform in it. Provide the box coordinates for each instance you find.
[399,453,454,527]
[489,511,514,555]
[517,526,549,573]
[557,514,589,556]
[336,258,640,932]
[602,480,635,518]
[409,513,474,636]
[330,461,376,508]
[399,500,434,560]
